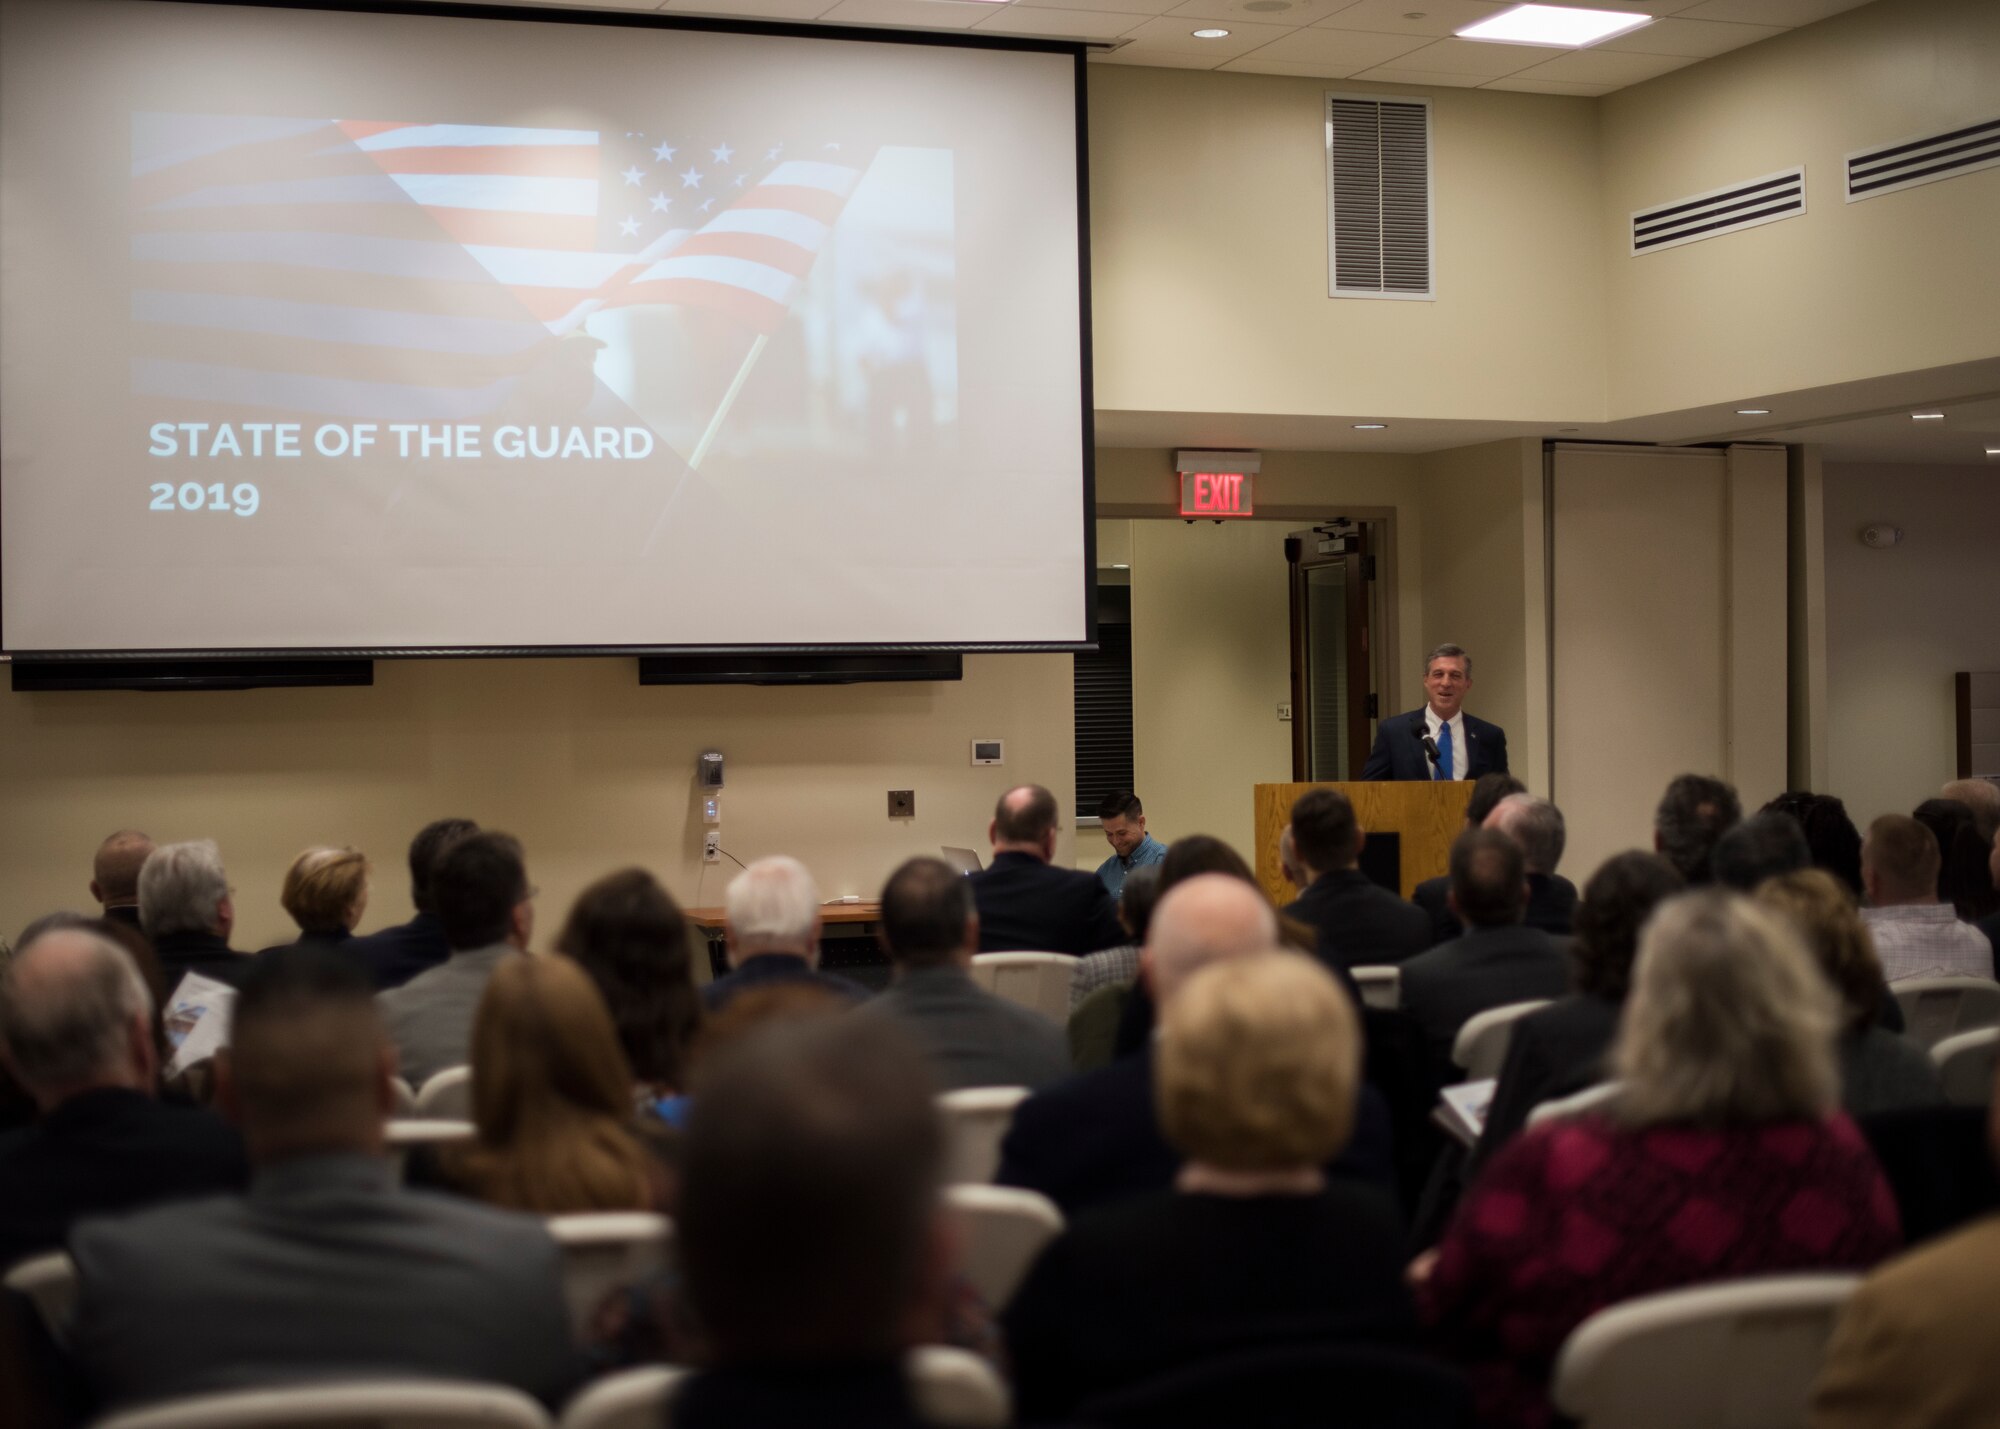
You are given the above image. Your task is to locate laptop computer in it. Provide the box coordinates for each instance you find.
[939,846,984,875]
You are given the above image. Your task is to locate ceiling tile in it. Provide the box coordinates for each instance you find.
[815,0,995,26]
[1225,25,1433,71]
[972,4,1147,35]
[1675,0,1872,24]
[1341,65,1491,87]
[1481,75,1616,94]
[1090,43,1231,64]
[1167,0,1353,25]
[1592,15,1787,56]
[1509,46,1698,83]
[657,0,835,17]
[1026,0,1185,17]
[1218,54,1352,75]
[1309,0,1509,37]
[1368,35,1552,76]
[1113,13,1299,55]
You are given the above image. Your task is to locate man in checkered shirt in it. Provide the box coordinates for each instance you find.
[1861,813,1995,983]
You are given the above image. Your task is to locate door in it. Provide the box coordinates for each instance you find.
[1288,524,1375,780]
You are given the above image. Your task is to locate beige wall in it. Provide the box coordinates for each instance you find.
[0,654,1073,949]
[1599,0,2000,416]
[1822,460,2000,826]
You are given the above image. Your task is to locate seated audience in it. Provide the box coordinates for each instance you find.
[1094,789,1166,897]
[260,847,370,956]
[1282,788,1432,969]
[1003,951,1421,1421]
[861,857,1069,1092]
[341,817,477,990]
[1860,814,1993,982]
[1412,773,1527,941]
[1654,772,1742,884]
[137,839,250,988]
[1469,850,1684,1173]
[1069,863,1161,1011]
[89,831,155,931]
[433,953,657,1213]
[1913,796,1995,921]
[672,1017,952,1428]
[1419,892,1900,1428]
[1486,794,1578,937]
[68,947,580,1410]
[555,867,703,1106]
[997,875,1392,1215]
[378,831,534,1086]
[0,927,246,1270]
[968,784,1123,955]
[1762,791,1864,896]
[1982,834,2000,954]
[702,856,867,1013]
[1940,778,2000,842]
[1397,830,1572,1072]
[1710,809,1812,892]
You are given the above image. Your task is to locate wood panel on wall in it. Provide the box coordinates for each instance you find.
[1254,780,1472,905]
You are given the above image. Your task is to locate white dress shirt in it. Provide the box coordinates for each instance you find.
[1423,706,1468,781]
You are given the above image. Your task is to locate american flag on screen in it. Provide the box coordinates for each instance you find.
[129,115,872,419]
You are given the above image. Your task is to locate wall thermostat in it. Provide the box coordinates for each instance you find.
[971,739,1004,766]
[698,750,725,788]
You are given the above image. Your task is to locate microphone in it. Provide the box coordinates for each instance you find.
[1418,726,1440,764]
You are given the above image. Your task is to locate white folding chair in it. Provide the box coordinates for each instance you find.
[562,1351,1006,1429]
[1931,1025,2000,1105]
[945,1184,1064,1308]
[391,1076,419,1117]
[969,952,1073,1023]
[1350,965,1401,1011]
[92,1380,553,1429]
[1552,1273,1860,1429]
[1452,999,1553,1080]
[1525,1081,1623,1128]
[3,1249,76,1340]
[936,1086,1030,1185]
[559,1366,688,1429]
[545,1212,674,1338]
[385,1118,476,1181]
[1892,976,2000,1050]
[413,1066,473,1119]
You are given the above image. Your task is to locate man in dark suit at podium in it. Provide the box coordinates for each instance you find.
[1361,644,1508,783]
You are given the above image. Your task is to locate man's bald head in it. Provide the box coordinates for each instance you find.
[1484,794,1566,876]
[1143,873,1280,1008]
[0,928,155,1108]
[91,830,156,909]
[990,784,1060,861]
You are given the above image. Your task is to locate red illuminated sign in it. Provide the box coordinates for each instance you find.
[1179,470,1254,517]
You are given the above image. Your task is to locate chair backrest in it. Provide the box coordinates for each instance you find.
[2,1250,76,1341]
[559,1366,687,1429]
[544,1212,674,1338]
[1551,1273,1860,1429]
[1526,1081,1623,1129]
[944,1184,1064,1308]
[391,1075,419,1117]
[1074,1342,1473,1429]
[936,1086,1030,1184]
[1893,976,2000,1050]
[969,952,1074,1023]
[92,1380,553,1429]
[413,1065,473,1119]
[573,1350,1007,1429]
[1931,1025,2000,1106]
[384,1118,477,1182]
[1350,965,1402,1011]
[1452,999,1553,1079]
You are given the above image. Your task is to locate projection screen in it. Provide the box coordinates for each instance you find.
[0,0,1091,655]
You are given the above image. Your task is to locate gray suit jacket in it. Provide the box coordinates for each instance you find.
[862,965,1072,1091]
[1397,923,1573,1070]
[376,943,511,1086]
[69,1153,580,1410]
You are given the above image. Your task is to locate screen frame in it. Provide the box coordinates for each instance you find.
[0,0,1100,661]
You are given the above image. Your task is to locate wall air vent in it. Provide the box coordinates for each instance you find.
[1847,115,2000,203]
[1630,167,1805,255]
[1325,94,1432,300]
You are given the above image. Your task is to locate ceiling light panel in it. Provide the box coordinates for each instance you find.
[1458,4,1653,46]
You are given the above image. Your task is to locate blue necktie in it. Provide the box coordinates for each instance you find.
[1436,722,1454,781]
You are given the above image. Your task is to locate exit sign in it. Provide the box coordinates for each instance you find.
[1180,470,1254,517]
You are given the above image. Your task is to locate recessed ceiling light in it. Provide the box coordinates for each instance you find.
[1457,4,1652,48]
[1191,27,1230,38]
[1352,422,1387,430]
[1911,412,1946,420]
[1735,408,1771,416]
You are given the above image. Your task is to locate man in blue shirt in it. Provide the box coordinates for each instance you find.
[1095,790,1166,897]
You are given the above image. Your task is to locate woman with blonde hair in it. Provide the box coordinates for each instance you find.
[1420,891,1900,1429]
[437,952,658,1214]
[263,847,370,956]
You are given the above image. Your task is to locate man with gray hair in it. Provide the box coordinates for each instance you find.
[0,926,246,1268]
[90,830,156,930]
[997,874,1392,1214]
[1485,792,1578,936]
[1361,643,1510,782]
[702,855,869,1012]
[138,839,250,987]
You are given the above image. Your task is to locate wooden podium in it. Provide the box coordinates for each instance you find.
[1254,781,1473,906]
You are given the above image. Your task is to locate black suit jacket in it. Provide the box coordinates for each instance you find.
[339,913,452,991]
[148,930,252,990]
[1412,872,1579,944]
[1360,709,1508,782]
[969,851,1124,955]
[1283,870,1433,970]
[1396,923,1572,1070]
[0,1087,248,1270]
[995,1046,1395,1218]
[1467,992,1619,1175]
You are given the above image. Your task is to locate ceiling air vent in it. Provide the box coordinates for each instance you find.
[1326,94,1432,300]
[1847,115,2000,203]
[1631,167,1805,255]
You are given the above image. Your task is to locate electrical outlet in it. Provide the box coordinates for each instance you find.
[703,830,721,863]
[888,789,915,818]
[1277,702,1293,722]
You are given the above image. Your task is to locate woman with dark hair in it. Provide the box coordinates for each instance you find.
[554,868,703,1112]
[1912,798,1998,922]
[1761,791,1864,897]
